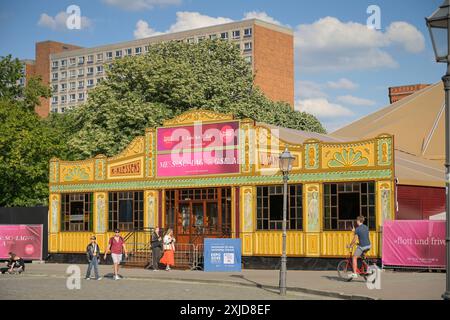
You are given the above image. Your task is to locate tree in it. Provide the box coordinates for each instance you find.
[0,55,51,111]
[66,40,325,159]
[0,56,57,207]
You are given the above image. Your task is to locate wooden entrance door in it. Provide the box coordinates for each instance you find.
[165,188,232,245]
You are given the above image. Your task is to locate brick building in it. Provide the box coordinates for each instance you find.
[388,84,431,104]
[23,19,294,117]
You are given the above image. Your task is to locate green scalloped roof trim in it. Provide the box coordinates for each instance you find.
[50,169,392,193]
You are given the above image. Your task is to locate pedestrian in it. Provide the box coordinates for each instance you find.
[1,252,25,274]
[149,227,163,271]
[347,216,372,279]
[85,236,102,280]
[160,228,175,271]
[104,229,128,280]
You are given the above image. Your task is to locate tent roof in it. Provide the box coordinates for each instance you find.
[330,82,446,188]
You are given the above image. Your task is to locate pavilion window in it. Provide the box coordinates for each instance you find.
[61,193,93,232]
[108,191,143,231]
[256,185,303,231]
[323,182,376,231]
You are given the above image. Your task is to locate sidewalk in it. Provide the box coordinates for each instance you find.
[24,263,445,300]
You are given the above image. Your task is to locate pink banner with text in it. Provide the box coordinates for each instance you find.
[382,220,446,268]
[0,225,43,260]
[157,121,240,177]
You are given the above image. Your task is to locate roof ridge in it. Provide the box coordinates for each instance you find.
[331,82,441,135]
[421,102,445,156]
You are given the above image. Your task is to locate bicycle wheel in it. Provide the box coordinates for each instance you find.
[337,260,353,282]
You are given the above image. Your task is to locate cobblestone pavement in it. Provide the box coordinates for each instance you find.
[0,270,335,300]
[1,263,445,300]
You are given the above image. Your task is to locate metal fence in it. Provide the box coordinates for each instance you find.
[126,242,204,270]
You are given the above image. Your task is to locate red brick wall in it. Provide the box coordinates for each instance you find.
[389,84,430,104]
[34,41,82,118]
[397,185,446,220]
[24,63,36,84]
[253,25,294,108]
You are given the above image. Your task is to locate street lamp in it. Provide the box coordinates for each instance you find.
[426,0,450,301]
[278,147,295,296]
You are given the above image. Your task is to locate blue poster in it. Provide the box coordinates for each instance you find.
[204,238,242,272]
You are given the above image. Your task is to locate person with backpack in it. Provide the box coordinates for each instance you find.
[104,229,128,280]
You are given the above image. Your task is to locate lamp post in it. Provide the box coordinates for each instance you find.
[278,147,295,296]
[426,0,450,301]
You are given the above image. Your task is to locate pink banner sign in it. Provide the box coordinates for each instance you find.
[157,121,240,177]
[382,220,446,268]
[0,225,43,260]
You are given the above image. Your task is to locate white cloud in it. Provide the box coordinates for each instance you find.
[336,95,376,107]
[327,78,358,90]
[295,98,354,118]
[134,12,234,38]
[386,21,425,53]
[297,80,327,99]
[37,11,92,31]
[167,12,234,33]
[103,0,181,11]
[243,11,283,26]
[295,17,425,72]
[134,20,163,39]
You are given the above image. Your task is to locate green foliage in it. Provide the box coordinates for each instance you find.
[0,56,57,207]
[66,40,325,159]
[0,55,50,111]
[0,101,63,207]
[0,55,23,101]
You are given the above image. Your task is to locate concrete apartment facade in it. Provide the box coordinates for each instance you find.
[26,19,294,117]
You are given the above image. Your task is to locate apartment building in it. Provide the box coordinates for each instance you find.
[27,19,294,117]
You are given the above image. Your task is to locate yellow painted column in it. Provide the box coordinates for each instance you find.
[145,190,159,229]
[49,193,60,253]
[304,184,322,257]
[93,192,108,249]
[377,180,395,227]
[376,180,395,258]
[240,186,255,256]
[231,187,236,239]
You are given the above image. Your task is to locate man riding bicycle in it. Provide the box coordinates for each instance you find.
[347,216,371,279]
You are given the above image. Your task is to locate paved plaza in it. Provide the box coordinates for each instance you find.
[0,263,445,300]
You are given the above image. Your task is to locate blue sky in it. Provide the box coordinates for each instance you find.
[0,0,445,131]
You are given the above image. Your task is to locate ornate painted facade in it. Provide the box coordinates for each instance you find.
[49,110,395,258]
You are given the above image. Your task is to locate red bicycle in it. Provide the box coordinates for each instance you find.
[337,247,372,282]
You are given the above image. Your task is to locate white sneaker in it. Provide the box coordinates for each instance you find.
[350,273,358,279]
[96,277,102,281]
[114,275,120,280]
[85,278,91,280]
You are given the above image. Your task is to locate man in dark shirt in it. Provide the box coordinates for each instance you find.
[348,216,371,279]
[149,228,163,271]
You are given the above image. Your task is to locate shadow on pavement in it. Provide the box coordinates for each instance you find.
[229,274,281,296]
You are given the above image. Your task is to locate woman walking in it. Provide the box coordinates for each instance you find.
[160,229,175,271]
